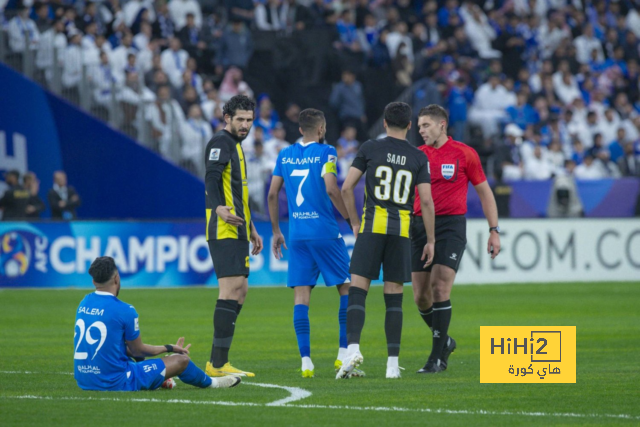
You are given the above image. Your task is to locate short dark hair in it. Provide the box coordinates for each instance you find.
[384,102,412,129]
[298,108,325,133]
[5,169,20,180]
[88,257,118,285]
[418,104,449,125]
[222,95,256,119]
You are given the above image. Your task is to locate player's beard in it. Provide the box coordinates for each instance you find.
[230,124,250,142]
[319,136,325,144]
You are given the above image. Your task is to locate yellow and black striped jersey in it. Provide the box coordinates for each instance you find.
[351,136,430,238]
[204,130,251,241]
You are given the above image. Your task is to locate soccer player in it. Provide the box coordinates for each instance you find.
[413,105,501,373]
[267,108,362,378]
[74,256,241,391]
[204,95,264,378]
[337,102,436,379]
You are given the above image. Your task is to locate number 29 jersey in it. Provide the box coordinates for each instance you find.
[74,292,140,391]
[352,137,430,238]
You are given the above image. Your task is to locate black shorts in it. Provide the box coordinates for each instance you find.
[411,215,466,273]
[208,239,250,278]
[349,232,411,283]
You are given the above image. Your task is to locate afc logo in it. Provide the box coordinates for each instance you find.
[0,232,31,278]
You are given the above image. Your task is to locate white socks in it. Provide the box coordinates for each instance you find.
[337,347,348,362]
[301,356,314,371]
[387,356,399,369]
[347,344,360,357]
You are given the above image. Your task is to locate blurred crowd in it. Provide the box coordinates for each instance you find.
[0,170,81,220]
[1,0,640,214]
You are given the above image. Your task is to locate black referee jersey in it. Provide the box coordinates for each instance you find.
[351,136,431,238]
[204,130,251,241]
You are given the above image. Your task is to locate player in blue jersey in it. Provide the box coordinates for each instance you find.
[74,256,241,391]
[267,108,363,378]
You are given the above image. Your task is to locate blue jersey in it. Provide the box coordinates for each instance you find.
[273,142,340,240]
[73,291,140,391]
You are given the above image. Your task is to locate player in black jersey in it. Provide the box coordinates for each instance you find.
[203,95,264,379]
[337,102,436,379]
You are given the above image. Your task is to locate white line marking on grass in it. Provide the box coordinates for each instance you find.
[247,382,312,406]
[0,371,312,406]
[1,372,639,421]
[0,371,72,375]
[2,395,639,421]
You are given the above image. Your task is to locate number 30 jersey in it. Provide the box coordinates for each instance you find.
[273,141,341,241]
[74,292,140,391]
[351,137,431,238]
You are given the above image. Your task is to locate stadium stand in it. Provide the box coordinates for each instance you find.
[1,0,640,216]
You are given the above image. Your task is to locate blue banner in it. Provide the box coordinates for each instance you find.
[0,221,355,288]
[0,63,204,219]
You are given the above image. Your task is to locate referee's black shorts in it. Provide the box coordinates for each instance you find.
[208,239,250,278]
[411,215,466,273]
[350,232,411,283]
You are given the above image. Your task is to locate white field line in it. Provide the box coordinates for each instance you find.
[1,395,639,421]
[1,372,639,421]
[0,371,310,406]
[249,382,312,406]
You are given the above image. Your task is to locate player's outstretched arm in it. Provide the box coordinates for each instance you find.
[474,181,501,259]
[250,221,264,256]
[267,176,287,259]
[324,173,350,221]
[417,182,436,267]
[341,167,364,238]
[126,336,191,358]
[205,142,244,226]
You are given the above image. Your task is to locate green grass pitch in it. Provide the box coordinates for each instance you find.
[1,282,639,426]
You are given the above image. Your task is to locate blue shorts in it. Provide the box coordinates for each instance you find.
[122,359,167,391]
[288,238,351,288]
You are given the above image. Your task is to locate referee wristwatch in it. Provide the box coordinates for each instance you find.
[489,226,501,234]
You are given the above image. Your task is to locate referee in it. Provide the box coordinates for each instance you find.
[204,95,264,378]
[412,105,501,373]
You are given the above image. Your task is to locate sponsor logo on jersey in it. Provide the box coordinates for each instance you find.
[442,164,455,180]
[328,155,337,163]
[292,211,320,220]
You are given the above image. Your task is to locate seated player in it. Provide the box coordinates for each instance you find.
[267,108,363,378]
[74,256,241,391]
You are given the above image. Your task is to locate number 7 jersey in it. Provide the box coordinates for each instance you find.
[351,137,431,237]
[273,141,341,240]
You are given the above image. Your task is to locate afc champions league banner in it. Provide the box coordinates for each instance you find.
[1,220,639,288]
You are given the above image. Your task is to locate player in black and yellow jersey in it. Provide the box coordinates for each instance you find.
[337,102,436,379]
[203,95,264,378]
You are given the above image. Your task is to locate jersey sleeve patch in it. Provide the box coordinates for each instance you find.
[209,148,221,161]
[123,307,140,341]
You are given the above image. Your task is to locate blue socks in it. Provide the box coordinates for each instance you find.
[339,294,348,349]
[294,304,311,358]
[178,360,213,388]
